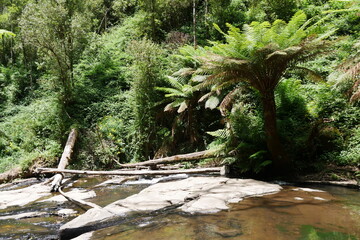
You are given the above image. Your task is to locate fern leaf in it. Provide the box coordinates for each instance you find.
[198,92,213,102]
[164,99,183,112]
[207,129,230,139]
[173,68,195,77]
[177,101,188,113]
[166,76,183,90]
[0,29,16,38]
[205,96,220,109]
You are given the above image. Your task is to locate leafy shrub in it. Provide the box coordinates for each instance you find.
[0,96,64,172]
[337,127,360,166]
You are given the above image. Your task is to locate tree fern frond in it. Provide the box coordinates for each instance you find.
[0,29,16,39]
[164,99,183,112]
[266,50,288,60]
[219,88,242,116]
[305,14,334,35]
[294,66,325,82]
[192,74,208,82]
[156,87,184,97]
[177,100,188,113]
[207,129,230,139]
[348,62,360,78]
[350,89,360,103]
[173,68,195,77]
[284,10,307,35]
[198,92,213,103]
[205,96,220,110]
[311,28,338,43]
[165,76,183,90]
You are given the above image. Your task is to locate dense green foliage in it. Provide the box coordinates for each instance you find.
[0,0,359,178]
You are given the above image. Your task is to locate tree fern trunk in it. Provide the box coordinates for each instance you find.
[261,90,289,173]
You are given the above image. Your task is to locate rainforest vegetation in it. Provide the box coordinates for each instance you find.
[0,0,359,179]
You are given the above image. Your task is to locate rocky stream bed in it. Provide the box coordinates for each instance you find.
[0,175,359,240]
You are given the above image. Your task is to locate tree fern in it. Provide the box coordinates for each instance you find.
[180,10,336,171]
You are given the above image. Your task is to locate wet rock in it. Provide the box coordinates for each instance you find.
[292,187,324,192]
[0,211,48,220]
[58,209,78,217]
[60,177,281,239]
[41,189,96,203]
[72,231,94,240]
[124,174,189,185]
[214,229,243,238]
[0,183,51,209]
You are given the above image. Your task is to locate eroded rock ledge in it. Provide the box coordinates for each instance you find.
[60,177,281,239]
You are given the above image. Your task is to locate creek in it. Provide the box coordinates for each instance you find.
[0,176,359,240]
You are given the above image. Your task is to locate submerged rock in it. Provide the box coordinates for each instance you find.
[60,177,281,239]
[292,187,325,192]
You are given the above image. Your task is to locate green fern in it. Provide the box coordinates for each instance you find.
[179,10,336,169]
[0,29,16,38]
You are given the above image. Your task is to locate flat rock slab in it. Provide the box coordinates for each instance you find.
[60,177,281,239]
[41,189,96,203]
[0,211,49,220]
[0,183,51,209]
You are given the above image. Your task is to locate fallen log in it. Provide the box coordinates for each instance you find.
[0,167,23,184]
[119,150,216,168]
[51,129,78,192]
[37,167,223,176]
[59,186,101,210]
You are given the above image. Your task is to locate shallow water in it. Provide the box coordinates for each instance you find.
[0,177,149,240]
[90,185,360,240]
[0,177,359,240]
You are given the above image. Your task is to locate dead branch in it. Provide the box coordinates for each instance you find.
[119,150,216,168]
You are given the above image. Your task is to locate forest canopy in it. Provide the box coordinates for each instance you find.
[0,0,359,179]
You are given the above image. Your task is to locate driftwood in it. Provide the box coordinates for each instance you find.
[51,129,78,192]
[58,186,101,210]
[37,167,223,176]
[119,150,215,168]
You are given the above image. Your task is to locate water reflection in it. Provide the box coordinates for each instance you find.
[0,177,359,240]
[91,186,360,240]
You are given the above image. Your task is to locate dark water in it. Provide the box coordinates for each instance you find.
[0,177,359,240]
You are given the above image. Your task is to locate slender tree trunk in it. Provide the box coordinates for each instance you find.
[193,0,197,49]
[150,0,156,40]
[2,37,5,64]
[261,90,289,172]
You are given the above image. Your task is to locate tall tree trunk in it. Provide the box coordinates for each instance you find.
[193,0,197,49]
[261,90,289,172]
